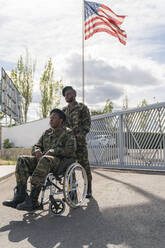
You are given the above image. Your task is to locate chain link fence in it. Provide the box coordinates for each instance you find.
[87,102,165,170]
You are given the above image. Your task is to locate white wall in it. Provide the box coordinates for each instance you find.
[2,118,50,148]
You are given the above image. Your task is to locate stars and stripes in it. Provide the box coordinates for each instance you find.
[84,1,127,45]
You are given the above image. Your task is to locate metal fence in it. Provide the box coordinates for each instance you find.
[87,102,165,170]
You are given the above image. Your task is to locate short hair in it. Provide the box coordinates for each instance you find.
[50,108,66,122]
[62,86,76,97]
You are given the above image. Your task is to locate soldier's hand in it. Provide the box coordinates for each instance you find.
[45,150,52,156]
[35,150,43,160]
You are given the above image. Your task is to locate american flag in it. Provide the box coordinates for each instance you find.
[84,1,127,45]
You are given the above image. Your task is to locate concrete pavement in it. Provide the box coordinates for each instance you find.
[1,168,165,248]
[0,165,16,181]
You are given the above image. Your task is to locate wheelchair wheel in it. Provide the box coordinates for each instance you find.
[63,162,88,208]
[49,197,66,216]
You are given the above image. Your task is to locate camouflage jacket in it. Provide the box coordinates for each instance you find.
[32,128,77,159]
[63,102,91,136]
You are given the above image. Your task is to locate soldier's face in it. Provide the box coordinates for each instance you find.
[64,90,76,103]
[50,113,62,129]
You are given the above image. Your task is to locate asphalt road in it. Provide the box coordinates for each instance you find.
[1,168,165,248]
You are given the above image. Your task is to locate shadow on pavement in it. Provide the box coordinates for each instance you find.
[0,198,117,248]
[1,172,165,248]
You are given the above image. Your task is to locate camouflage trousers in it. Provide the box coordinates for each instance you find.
[76,140,92,182]
[15,155,61,189]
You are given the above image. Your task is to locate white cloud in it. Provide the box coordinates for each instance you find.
[65,53,162,86]
[0,0,165,120]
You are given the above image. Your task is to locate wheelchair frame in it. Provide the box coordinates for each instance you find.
[39,162,88,215]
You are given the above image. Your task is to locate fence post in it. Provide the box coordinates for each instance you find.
[163,133,165,165]
[0,125,1,149]
[119,114,124,166]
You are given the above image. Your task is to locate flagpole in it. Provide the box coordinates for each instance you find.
[82,0,85,103]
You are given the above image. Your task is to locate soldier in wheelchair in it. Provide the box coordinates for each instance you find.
[3,109,88,214]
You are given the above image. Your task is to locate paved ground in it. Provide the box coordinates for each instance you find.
[0,165,16,181]
[0,168,165,248]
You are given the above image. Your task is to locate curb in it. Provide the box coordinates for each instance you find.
[0,172,15,182]
[91,166,165,175]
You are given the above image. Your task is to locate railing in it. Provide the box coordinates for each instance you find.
[87,102,165,170]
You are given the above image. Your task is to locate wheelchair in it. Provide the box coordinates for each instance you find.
[39,162,88,216]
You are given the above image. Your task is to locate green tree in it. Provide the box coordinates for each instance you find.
[122,95,134,129]
[122,94,129,110]
[40,58,63,118]
[138,99,148,108]
[91,99,113,116]
[91,109,103,116]
[103,99,113,113]
[137,99,148,131]
[10,51,35,122]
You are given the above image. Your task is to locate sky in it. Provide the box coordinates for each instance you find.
[0,0,165,121]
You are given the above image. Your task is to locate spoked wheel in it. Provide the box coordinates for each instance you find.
[49,197,66,215]
[63,162,88,208]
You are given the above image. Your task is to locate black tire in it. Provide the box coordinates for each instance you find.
[63,162,88,208]
[49,198,66,215]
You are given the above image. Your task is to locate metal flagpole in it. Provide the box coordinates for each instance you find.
[82,0,85,103]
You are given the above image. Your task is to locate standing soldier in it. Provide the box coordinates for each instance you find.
[62,86,92,198]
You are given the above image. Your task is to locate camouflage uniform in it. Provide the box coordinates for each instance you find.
[63,102,92,182]
[15,128,76,189]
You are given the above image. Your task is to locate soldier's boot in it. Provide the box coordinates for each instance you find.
[86,181,92,198]
[16,186,41,211]
[3,184,27,208]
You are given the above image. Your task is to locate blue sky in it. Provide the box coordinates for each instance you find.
[0,0,165,121]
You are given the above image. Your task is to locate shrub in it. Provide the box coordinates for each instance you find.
[3,138,14,148]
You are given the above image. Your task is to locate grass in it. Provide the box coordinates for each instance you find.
[0,159,16,165]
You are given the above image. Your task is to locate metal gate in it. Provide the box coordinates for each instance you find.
[87,102,165,170]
